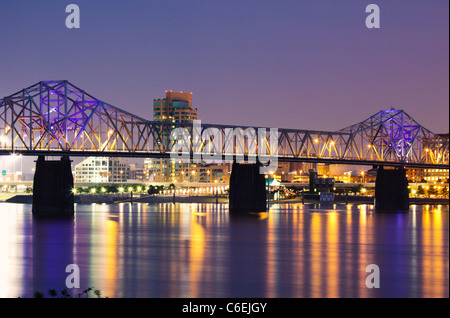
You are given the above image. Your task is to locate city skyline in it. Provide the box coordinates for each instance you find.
[0,1,448,134]
[0,2,448,301]
[0,1,448,176]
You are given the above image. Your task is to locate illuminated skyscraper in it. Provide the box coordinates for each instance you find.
[145,91,198,182]
[153,90,197,123]
[144,90,231,184]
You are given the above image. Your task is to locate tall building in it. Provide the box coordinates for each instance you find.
[147,91,198,182]
[153,90,198,123]
[144,90,231,183]
[74,157,130,183]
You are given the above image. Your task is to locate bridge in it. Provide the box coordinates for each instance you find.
[1,81,448,216]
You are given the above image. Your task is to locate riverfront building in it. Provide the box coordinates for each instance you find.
[74,157,130,183]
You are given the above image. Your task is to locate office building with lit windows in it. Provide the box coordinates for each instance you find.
[153,90,198,123]
[144,90,230,183]
[74,157,130,183]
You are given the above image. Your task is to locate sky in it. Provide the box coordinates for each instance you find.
[0,0,448,174]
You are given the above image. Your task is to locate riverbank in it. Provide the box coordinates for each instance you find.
[2,194,448,205]
[2,194,229,204]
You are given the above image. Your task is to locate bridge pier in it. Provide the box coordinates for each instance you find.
[229,162,267,213]
[374,166,409,212]
[32,155,74,218]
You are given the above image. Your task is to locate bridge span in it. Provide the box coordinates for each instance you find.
[1,81,448,216]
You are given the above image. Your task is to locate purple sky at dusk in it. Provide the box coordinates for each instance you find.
[0,0,448,135]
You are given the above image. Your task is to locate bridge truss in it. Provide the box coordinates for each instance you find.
[0,81,448,169]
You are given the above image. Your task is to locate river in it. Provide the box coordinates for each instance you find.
[0,202,448,298]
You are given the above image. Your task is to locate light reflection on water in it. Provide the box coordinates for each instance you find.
[0,202,448,298]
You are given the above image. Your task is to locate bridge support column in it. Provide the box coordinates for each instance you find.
[375,166,409,211]
[32,155,74,218]
[229,162,267,213]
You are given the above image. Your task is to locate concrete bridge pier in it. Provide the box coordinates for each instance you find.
[32,155,74,218]
[229,162,267,213]
[374,166,409,212]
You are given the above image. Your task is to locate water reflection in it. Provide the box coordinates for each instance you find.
[0,202,447,298]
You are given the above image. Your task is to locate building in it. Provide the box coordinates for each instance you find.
[153,90,198,123]
[416,133,449,183]
[186,163,230,183]
[145,90,230,183]
[129,164,144,181]
[422,168,449,183]
[0,172,23,182]
[74,157,130,183]
[271,162,315,183]
[148,91,198,182]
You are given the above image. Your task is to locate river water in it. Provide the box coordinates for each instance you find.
[0,202,448,298]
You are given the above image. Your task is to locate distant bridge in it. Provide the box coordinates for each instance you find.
[0,80,448,169]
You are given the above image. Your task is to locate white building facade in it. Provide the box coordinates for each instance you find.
[74,157,130,183]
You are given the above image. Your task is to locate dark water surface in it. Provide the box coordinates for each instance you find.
[0,202,448,298]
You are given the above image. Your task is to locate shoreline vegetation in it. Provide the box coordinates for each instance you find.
[2,193,448,206]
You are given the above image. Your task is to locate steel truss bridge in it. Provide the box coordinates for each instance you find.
[0,80,448,169]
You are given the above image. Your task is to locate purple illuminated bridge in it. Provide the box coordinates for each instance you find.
[0,80,448,169]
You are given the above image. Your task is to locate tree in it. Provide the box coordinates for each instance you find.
[351,184,364,194]
[440,186,448,197]
[147,185,156,195]
[417,185,426,196]
[106,185,118,193]
[428,185,437,196]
